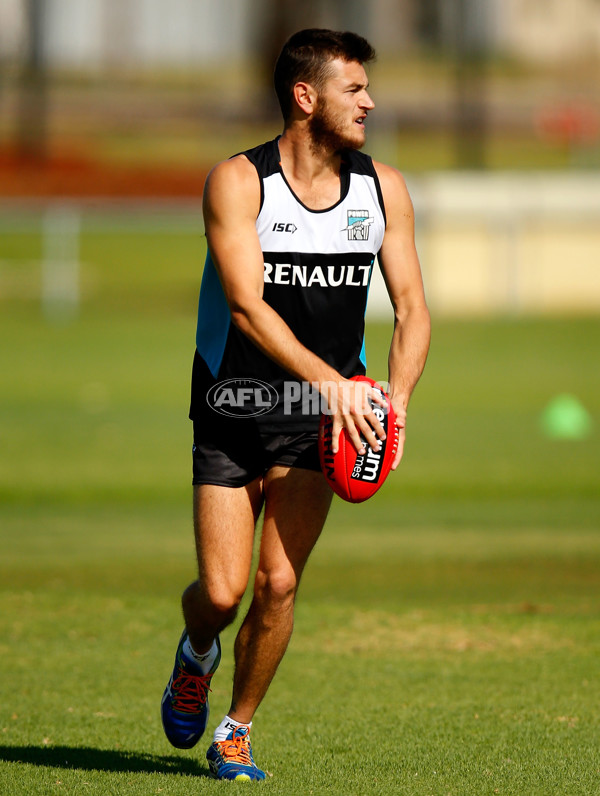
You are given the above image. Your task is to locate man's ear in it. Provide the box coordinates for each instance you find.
[293,81,318,117]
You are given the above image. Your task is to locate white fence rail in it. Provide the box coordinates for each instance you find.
[375,172,600,317]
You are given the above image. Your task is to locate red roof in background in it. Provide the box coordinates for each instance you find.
[0,149,208,198]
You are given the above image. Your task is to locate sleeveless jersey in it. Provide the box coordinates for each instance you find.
[190,137,386,431]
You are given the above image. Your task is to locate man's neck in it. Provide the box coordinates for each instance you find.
[277,127,343,187]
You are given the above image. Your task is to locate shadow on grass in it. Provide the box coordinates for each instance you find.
[0,744,212,779]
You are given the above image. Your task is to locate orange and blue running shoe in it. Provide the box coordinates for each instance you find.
[206,725,266,781]
[161,630,220,749]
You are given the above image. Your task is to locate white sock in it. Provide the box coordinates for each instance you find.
[182,637,218,675]
[213,715,252,743]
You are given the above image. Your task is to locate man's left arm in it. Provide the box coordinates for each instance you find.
[374,162,431,470]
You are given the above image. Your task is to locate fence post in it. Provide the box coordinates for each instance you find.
[42,203,80,320]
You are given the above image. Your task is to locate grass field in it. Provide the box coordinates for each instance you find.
[1,228,599,794]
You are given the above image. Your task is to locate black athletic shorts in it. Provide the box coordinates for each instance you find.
[192,419,322,488]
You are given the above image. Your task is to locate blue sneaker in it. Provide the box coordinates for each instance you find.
[206,725,266,781]
[161,630,220,749]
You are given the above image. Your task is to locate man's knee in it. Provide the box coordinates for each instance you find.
[183,580,245,626]
[254,567,298,608]
[209,584,246,623]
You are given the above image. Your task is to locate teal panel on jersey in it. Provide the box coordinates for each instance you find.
[359,336,367,369]
[196,253,231,378]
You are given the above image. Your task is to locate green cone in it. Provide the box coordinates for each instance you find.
[540,394,593,440]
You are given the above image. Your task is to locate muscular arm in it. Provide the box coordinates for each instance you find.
[374,162,431,469]
[203,156,384,454]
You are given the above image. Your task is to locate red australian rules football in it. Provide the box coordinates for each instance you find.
[318,375,399,503]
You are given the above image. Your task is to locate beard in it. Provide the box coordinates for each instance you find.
[308,100,365,155]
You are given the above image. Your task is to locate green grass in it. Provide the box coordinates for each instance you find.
[1,229,599,793]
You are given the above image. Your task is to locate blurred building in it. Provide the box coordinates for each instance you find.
[1,0,600,67]
[493,0,600,62]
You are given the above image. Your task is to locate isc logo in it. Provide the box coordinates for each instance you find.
[272,222,297,233]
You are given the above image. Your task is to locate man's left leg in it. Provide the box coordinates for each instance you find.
[206,465,332,779]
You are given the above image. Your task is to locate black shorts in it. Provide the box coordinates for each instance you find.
[192,419,322,488]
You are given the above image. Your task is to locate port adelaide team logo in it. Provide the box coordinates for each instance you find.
[343,209,374,241]
[207,378,279,418]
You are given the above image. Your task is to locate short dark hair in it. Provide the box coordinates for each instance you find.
[273,28,376,121]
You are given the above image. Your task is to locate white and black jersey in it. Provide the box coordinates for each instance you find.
[191,137,387,431]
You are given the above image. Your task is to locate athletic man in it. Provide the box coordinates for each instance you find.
[161,29,430,781]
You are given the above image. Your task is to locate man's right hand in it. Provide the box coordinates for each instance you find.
[323,378,387,456]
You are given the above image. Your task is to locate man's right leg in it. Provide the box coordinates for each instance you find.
[184,480,264,649]
[162,480,264,749]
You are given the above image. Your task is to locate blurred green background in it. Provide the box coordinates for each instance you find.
[1,2,599,793]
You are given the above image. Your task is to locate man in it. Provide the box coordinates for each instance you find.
[161,29,430,781]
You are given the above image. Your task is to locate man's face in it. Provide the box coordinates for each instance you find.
[308,58,375,153]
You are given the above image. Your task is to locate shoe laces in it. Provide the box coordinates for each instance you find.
[216,727,253,766]
[171,665,213,713]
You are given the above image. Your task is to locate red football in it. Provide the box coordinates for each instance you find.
[318,375,399,503]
